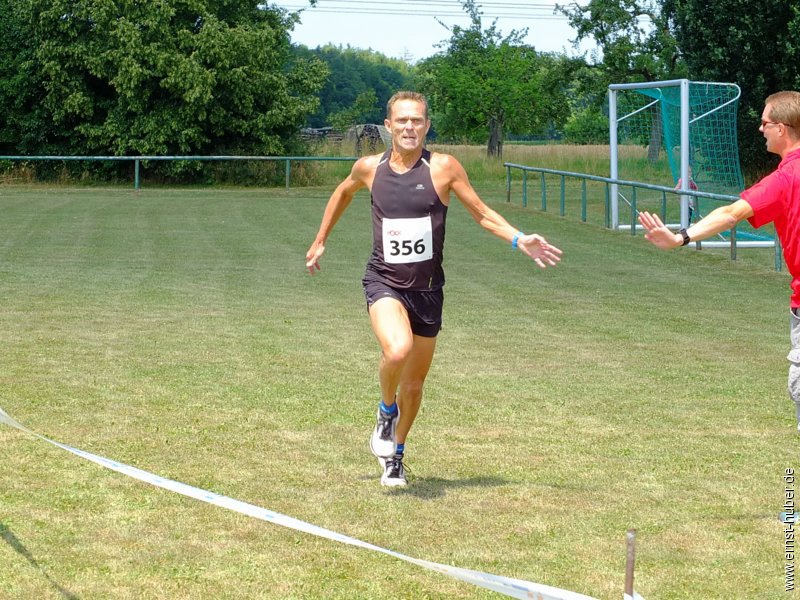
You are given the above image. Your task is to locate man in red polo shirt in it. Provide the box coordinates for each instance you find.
[638,90,800,430]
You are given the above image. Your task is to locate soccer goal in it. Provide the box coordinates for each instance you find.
[608,79,745,234]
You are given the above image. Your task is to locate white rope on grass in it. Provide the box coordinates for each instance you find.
[0,405,604,600]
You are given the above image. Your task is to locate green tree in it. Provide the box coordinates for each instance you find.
[327,89,385,155]
[0,0,327,169]
[560,62,611,144]
[563,105,609,144]
[558,0,683,85]
[293,44,412,128]
[0,1,54,153]
[557,0,684,158]
[416,0,573,156]
[328,90,379,133]
[664,0,800,179]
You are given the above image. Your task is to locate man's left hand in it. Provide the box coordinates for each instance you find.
[517,234,563,268]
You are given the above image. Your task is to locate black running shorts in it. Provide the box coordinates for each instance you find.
[362,279,443,338]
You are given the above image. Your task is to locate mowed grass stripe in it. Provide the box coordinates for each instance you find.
[0,184,794,599]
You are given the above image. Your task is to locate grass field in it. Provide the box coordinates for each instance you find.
[0,182,796,599]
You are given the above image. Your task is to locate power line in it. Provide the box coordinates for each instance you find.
[276,0,561,7]
[280,9,564,19]
[291,0,559,7]
[273,0,569,20]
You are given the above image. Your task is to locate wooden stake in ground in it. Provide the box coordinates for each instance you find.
[625,529,636,598]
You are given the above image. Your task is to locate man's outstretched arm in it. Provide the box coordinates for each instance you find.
[637,199,754,249]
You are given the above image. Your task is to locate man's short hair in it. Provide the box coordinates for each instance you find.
[386,91,429,120]
[766,91,800,130]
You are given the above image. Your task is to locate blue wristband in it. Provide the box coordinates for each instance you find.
[511,231,523,249]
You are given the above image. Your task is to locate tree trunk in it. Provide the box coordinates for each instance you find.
[647,104,662,163]
[487,115,504,157]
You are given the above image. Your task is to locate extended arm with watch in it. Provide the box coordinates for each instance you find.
[637,201,752,251]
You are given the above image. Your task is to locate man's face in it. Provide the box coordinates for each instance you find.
[760,103,783,155]
[385,99,430,152]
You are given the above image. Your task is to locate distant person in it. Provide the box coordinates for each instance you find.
[305,91,562,485]
[674,166,698,222]
[639,91,800,430]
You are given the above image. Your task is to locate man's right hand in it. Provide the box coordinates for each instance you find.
[305,241,325,274]
[637,211,682,249]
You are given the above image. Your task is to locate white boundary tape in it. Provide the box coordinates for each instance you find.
[1,406,610,600]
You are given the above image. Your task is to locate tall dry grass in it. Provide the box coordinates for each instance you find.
[0,140,670,189]
[318,138,669,188]
[431,143,672,186]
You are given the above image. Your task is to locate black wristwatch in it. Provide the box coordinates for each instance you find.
[679,228,691,246]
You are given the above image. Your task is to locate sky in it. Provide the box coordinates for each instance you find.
[272,0,599,64]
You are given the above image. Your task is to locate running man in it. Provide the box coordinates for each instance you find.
[305,91,562,486]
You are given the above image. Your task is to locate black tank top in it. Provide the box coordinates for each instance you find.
[364,149,447,290]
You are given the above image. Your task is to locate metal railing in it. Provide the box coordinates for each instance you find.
[0,155,357,190]
[504,163,782,271]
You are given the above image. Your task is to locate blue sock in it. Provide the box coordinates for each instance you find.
[396,443,405,456]
[379,399,397,415]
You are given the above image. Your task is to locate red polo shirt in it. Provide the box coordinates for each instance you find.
[742,148,800,307]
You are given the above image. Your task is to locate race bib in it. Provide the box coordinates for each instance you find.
[382,216,433,264]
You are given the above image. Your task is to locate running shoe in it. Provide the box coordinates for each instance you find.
[380,453,407,487]
[369,405,399,458]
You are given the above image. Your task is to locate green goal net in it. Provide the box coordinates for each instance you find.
[609,80,751,235]
[614,81,744,195]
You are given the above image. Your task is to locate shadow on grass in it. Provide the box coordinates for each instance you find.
[386,475,508,499]
[0,522,80,599]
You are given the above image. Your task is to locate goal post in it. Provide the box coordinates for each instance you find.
[608,79,744,230]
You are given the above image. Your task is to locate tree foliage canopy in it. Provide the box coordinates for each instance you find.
[559,0,800,179]
[559,0,683,84]
[415,0,576,156]
[0,0,328,160]
[3,0,800,182]
[292,44,411,128]
[664,0,800,177]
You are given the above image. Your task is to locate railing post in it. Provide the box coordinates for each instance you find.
[560,174,566,216]
[730,227,737,261]
[285,159,291,190]
[540,172,547,211]
[505,165,511,203]
[522,170,528,208]
[134,158,140,191]
[630,186,637,235]
[581,179,587,222]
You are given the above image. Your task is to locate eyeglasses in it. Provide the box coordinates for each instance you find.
[761,120,795,128]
